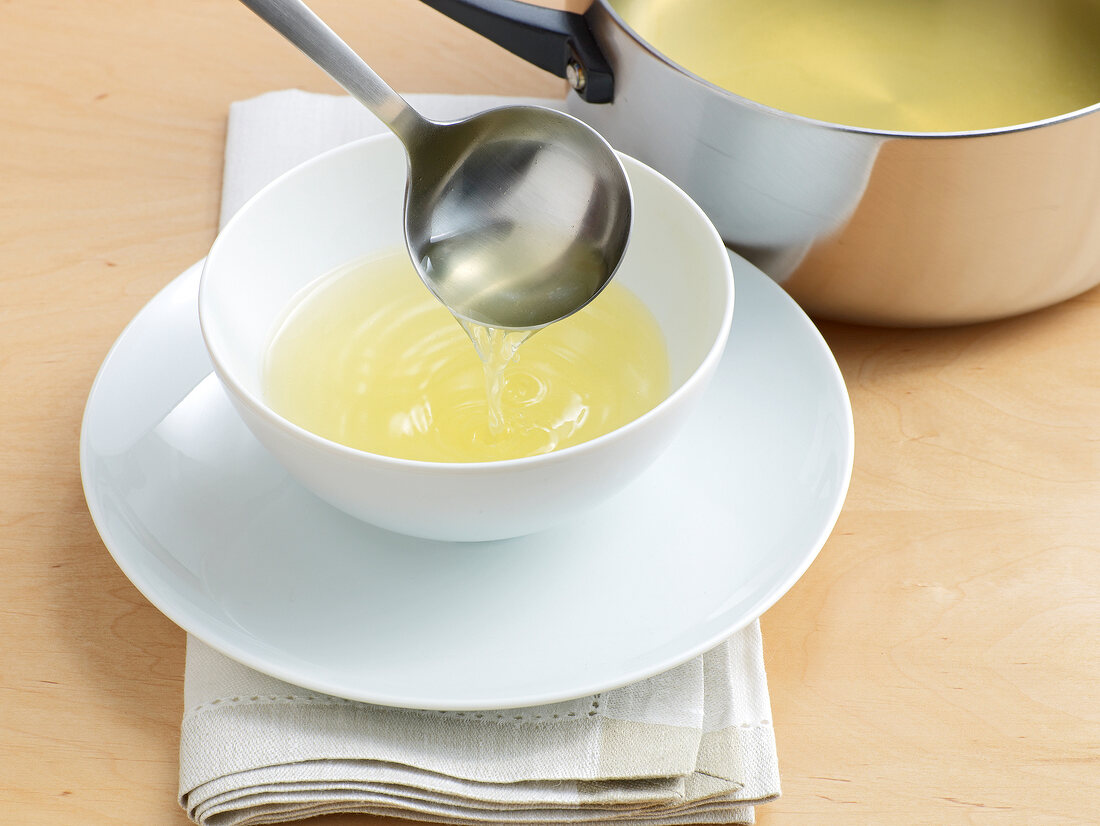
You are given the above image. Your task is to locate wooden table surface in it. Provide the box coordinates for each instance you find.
[2,1,1097,823]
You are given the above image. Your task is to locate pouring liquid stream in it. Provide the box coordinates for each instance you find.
[458,320,533,440]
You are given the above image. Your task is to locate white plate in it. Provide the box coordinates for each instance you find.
[80,253,853,710]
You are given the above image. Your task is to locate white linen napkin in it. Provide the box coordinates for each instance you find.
[179,90,780,826]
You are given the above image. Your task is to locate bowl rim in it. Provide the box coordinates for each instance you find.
[199,132,735,473]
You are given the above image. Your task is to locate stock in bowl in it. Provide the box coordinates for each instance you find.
[199,132,733,542]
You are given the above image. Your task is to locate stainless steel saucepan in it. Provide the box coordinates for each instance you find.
[418,0,1100,325]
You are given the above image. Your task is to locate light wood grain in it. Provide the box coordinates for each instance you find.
[1,1,1097,824]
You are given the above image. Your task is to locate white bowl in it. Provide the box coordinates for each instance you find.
[199,132,733,542]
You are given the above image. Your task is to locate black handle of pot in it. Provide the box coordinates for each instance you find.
[418,0,613,103]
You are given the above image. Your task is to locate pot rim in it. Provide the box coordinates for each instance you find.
[595,0,1100,140]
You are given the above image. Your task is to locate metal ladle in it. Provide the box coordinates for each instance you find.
[239,0,633,330]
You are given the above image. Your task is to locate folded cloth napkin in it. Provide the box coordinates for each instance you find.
[179,90,780,826]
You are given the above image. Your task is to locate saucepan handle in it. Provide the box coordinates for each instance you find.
[418,0,614,103]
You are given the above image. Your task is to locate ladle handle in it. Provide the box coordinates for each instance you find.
[238,0,430,143]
